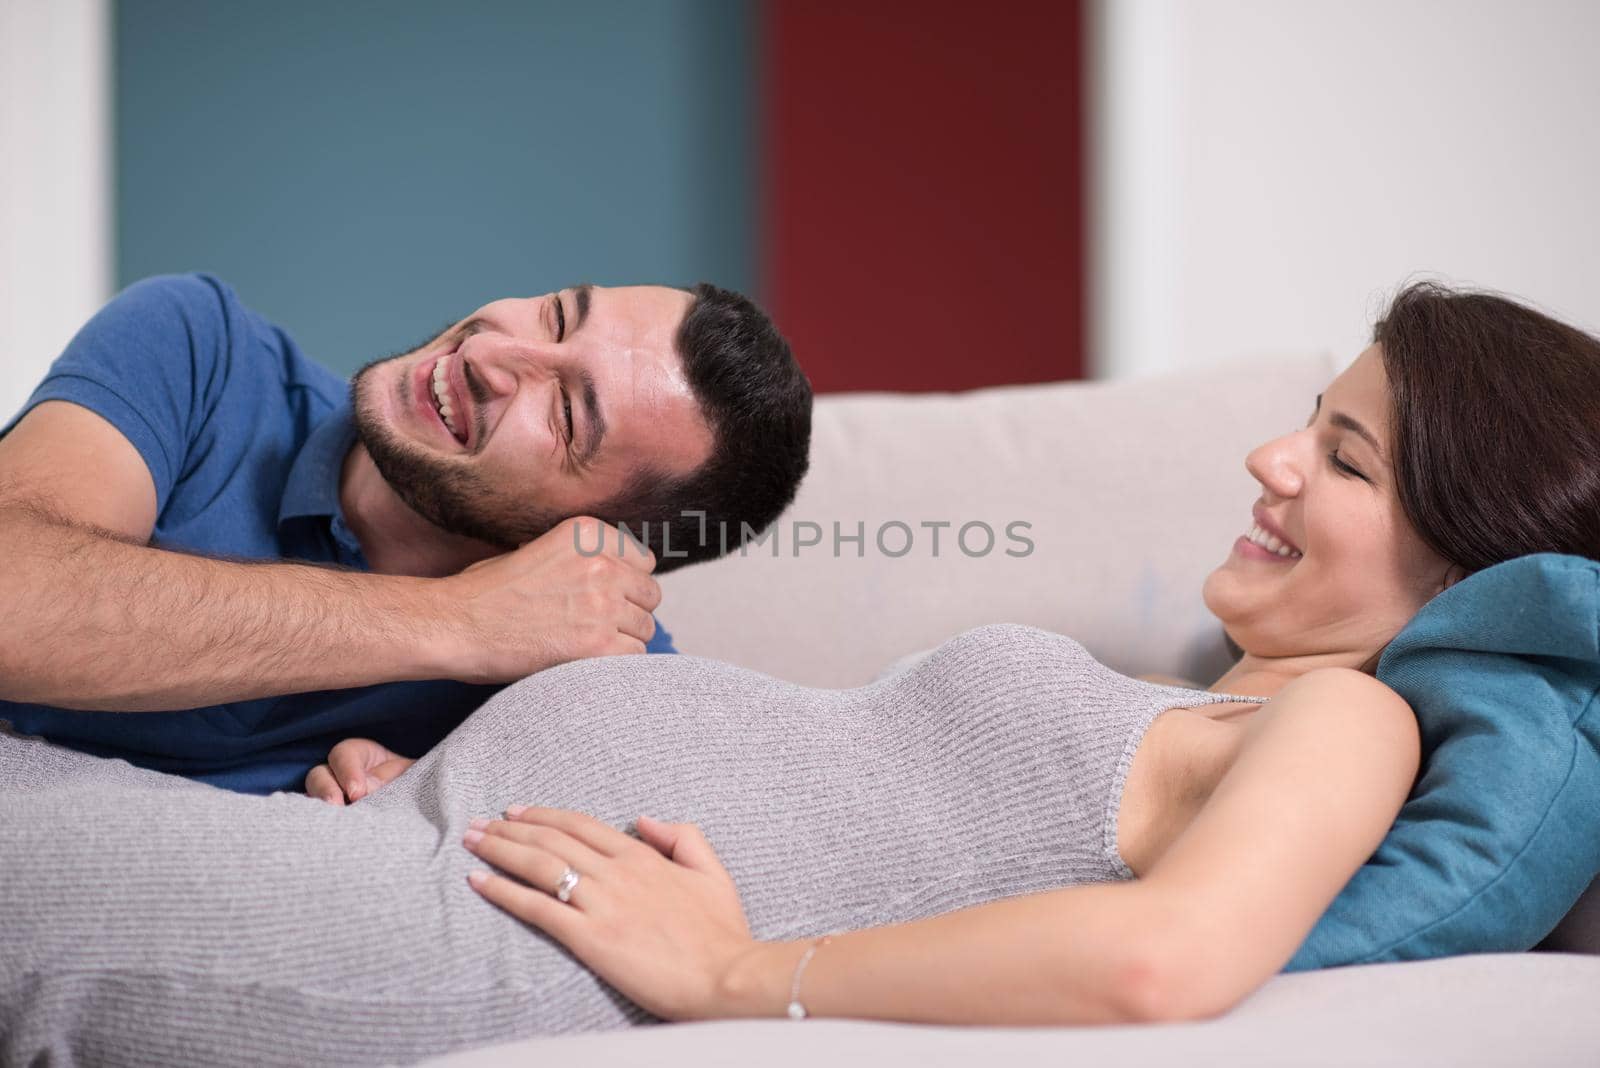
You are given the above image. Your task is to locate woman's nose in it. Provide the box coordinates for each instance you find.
[1245,432,1304,497]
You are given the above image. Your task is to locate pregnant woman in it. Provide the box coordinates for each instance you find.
[4,281,1599,1066]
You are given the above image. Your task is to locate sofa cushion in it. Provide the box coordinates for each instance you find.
[419,953,1600,1068]
[1285,552,1600,969]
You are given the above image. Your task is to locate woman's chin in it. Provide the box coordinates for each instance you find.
[1201,562,1281,623]
[1199,568,1227,614]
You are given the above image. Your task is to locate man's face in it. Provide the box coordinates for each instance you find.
[350,284,715,548]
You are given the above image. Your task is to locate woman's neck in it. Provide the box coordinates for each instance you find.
[1208,647,1380,700]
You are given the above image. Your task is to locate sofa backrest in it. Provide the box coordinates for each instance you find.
[659,351,1340,685]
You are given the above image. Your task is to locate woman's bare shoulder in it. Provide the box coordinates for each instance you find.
[1139,667,1406,705]
[1232,668,1419,766]
[1224,667,1411,739]
[1279,667,1412,716]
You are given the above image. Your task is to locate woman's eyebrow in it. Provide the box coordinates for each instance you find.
[1312,393,1387,463]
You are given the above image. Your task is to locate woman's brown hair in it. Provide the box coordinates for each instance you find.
[1376,281,1600,573]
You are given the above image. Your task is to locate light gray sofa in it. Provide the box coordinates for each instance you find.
[425,352,1600,1066]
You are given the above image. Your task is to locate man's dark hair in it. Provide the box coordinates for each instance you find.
[594,282,812,573]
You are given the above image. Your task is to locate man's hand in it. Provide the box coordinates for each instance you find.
[305,738,416,805]
[438,516,662,684]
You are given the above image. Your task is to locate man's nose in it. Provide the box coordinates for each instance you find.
[465,335,562,398]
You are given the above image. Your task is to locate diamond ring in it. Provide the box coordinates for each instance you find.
[555,866,581,904]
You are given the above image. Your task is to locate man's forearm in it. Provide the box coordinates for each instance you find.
[0,505,454,711]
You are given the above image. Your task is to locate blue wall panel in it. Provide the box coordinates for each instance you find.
[116,0,755,374]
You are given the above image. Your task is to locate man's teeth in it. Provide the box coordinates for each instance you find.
[1247,523,1301,558]
[431,357,463,440]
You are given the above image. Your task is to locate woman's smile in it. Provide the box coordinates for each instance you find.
[1230,505,1303,565]
[1232,531,1302,563]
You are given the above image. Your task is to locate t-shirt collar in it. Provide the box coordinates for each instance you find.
[278,402,359,535]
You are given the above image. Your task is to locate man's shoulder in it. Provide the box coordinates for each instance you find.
[35,273,344,516]
[116,272,343,404]
[120,270,236,306]
[82,272,251,379]
[105,272,240,345]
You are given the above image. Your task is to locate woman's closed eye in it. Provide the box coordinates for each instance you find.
[1328,450,1367,481]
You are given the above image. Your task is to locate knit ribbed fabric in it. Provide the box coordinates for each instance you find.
[0,623,1265,1066]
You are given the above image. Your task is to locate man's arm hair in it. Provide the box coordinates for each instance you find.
[0,401,453,711]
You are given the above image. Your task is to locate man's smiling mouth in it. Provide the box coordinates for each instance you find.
[430,353,469,445]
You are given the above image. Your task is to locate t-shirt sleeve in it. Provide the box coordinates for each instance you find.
[645,616,678,655]
[0,273,237,514]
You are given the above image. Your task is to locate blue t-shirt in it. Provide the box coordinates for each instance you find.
[0,273,675,795]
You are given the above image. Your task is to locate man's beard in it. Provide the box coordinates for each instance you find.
[348,352,563,551]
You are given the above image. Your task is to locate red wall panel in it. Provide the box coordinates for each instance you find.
[763,0,1084,393]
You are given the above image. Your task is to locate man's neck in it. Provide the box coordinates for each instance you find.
[338,442,502,577]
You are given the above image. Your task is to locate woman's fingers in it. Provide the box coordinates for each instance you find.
[504,805,641,857]
[466,868,585,947]
[634,814,688,858]
[474,819,606,873]
[465,829,580,901]
[635,815,732,880]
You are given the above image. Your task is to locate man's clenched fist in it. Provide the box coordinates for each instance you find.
[436,516,662,684]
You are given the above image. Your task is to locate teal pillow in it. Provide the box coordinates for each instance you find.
[1283,552,1600,970]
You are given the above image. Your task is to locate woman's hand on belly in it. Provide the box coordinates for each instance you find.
[463,807,759,1020]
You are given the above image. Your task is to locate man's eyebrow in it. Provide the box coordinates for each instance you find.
[577,367,605,465]
[569,283,593,337]
[1313,393,1386,463]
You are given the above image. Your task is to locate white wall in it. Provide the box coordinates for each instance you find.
[0,0,111,423]
[1090,0,1600,380]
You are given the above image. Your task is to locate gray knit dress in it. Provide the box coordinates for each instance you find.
[0,623,1267,1066]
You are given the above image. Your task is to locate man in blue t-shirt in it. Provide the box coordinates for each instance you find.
[0,274,811,796]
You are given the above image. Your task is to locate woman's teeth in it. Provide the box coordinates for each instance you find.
[431,357,464,441]
[1247,523,1301,558]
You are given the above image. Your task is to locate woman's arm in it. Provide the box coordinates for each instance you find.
[463,666,1421,1025]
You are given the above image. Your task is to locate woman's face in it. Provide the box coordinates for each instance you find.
[1201,345,1464,669]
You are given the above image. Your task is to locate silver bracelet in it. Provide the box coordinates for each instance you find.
[785,935,834,1019]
